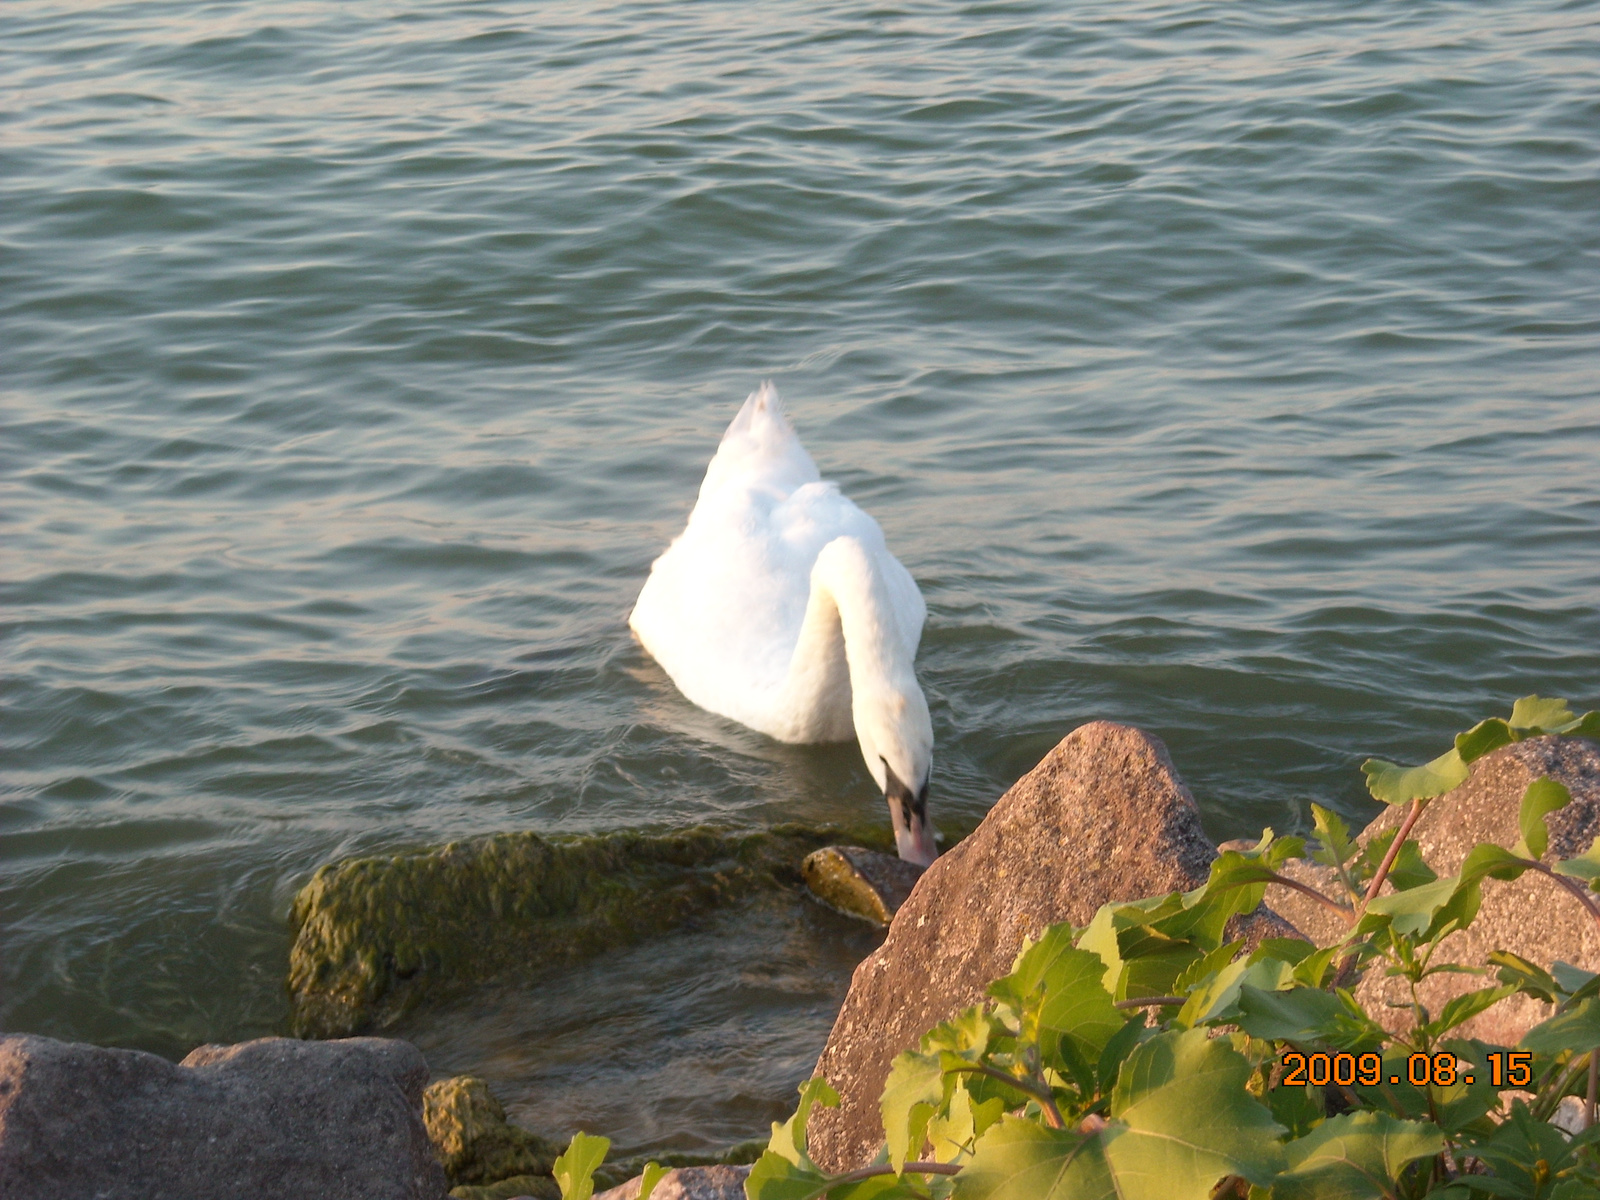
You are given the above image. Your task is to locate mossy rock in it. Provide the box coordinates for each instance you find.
[424,1075,564,1187]
[801,845,925,926]
[288,823,891,1038]
[450,1175,560,1200]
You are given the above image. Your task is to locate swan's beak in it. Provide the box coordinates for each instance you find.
[885,766,938,867]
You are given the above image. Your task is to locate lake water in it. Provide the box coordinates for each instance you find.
[4,0,1598,1158]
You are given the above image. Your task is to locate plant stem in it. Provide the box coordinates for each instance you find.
[1514,860,1600,933]
[827,1161,964,1187]
[1365,798,1425,904]
[1588,1052,1597,1131]
[1330,798,1427,991]
[1113,996,1185,1009]
[1265,874,1358,925]
[946,1064,1066,1129]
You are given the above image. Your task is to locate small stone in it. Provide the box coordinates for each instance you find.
[594,1164,751,1200]
[801,846,924,925]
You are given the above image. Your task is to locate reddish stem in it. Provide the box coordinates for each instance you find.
[1365,797,1425,904]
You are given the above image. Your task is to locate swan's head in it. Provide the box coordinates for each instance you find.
[855,682,937,867]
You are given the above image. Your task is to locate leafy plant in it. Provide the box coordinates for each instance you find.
[748,697,1600,1200]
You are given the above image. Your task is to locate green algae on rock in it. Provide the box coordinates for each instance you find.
[425,1071,766,1198]
[288,824,887,1038]
[423,1075,563,1187]
[800,846,924,926]
[450,1175,561,1200]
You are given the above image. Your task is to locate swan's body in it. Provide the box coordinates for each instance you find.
[630,383,937,864]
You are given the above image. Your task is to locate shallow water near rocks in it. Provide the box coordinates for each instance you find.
[3,0,1599,1157]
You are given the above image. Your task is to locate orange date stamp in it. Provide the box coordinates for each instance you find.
[1278,1050,1532,1088]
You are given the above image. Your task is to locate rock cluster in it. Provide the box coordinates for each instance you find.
[7,721,1593,1194]
[805,720,1288,1172]
[0,1034,446,1200]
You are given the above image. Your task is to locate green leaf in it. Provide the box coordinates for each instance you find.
[1458,843,1534,888]
[925,1078,1001,1165]
[1456,718,1516,765]
[1349,1043,1498,1135]
[1554,836,1600,885]
[1310,805,1358,871]
[1266,1081,1324,1142]
[1516,777,1571,860]
[1362,874,1479,940]
[1080,889,1236,1003]
[1271,1111,1443,1200]
[959,1030,1285,1200]
[552,1132,611,1200]
[1425,985,1516,1040]
[1033,946,1130,1075]
[1551,960,1600,1002]
[743,1151,834,1200]
[1520,995,1600,1055]
[1461,1100,1600,1200]
[1290,945,1342,990]
[1361,748,1468,806]
[954,1118,1109,1200]
[767,1077,840,1171]
[1109,1028,1286,1192]
[1231,985,1349,1044]
[1356,831,1436,892]
[1509,695,1575,733]
[881,1050,944,1174]
[1097,1015,1151,1096]
[1488,950,1561,1005]
[637,1162,668,1200]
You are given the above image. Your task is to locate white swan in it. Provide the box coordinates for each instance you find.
[629,383,937,865]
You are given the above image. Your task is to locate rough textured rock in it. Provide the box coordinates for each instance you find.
[423,1075,563,1187]
[0,1034,447,1200]
[290,823,889,1037]
[595,1164,752,1200]
[802,845,924,925]
[806,721,1286,1172]
[1268,735,1600,1045]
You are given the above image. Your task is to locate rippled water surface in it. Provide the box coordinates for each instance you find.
[4,0,1598,1153]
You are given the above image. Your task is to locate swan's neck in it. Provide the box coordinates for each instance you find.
[777,536,918,747]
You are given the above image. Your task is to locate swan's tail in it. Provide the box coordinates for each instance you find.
[702,381,820,496]
[721,380,792,444]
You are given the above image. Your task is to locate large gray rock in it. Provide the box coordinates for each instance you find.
[805,721,1288,1172]
[595,1164,751,1200]
[1269,735,1600,1045]
[0,1034,447,1200]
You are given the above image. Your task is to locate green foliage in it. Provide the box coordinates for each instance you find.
[747,698,1600,1200]
[553,1132,610,1200]
[1273,1111,1443,1200]
[1361,748,1470,807]
[638,1162,669,1200]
